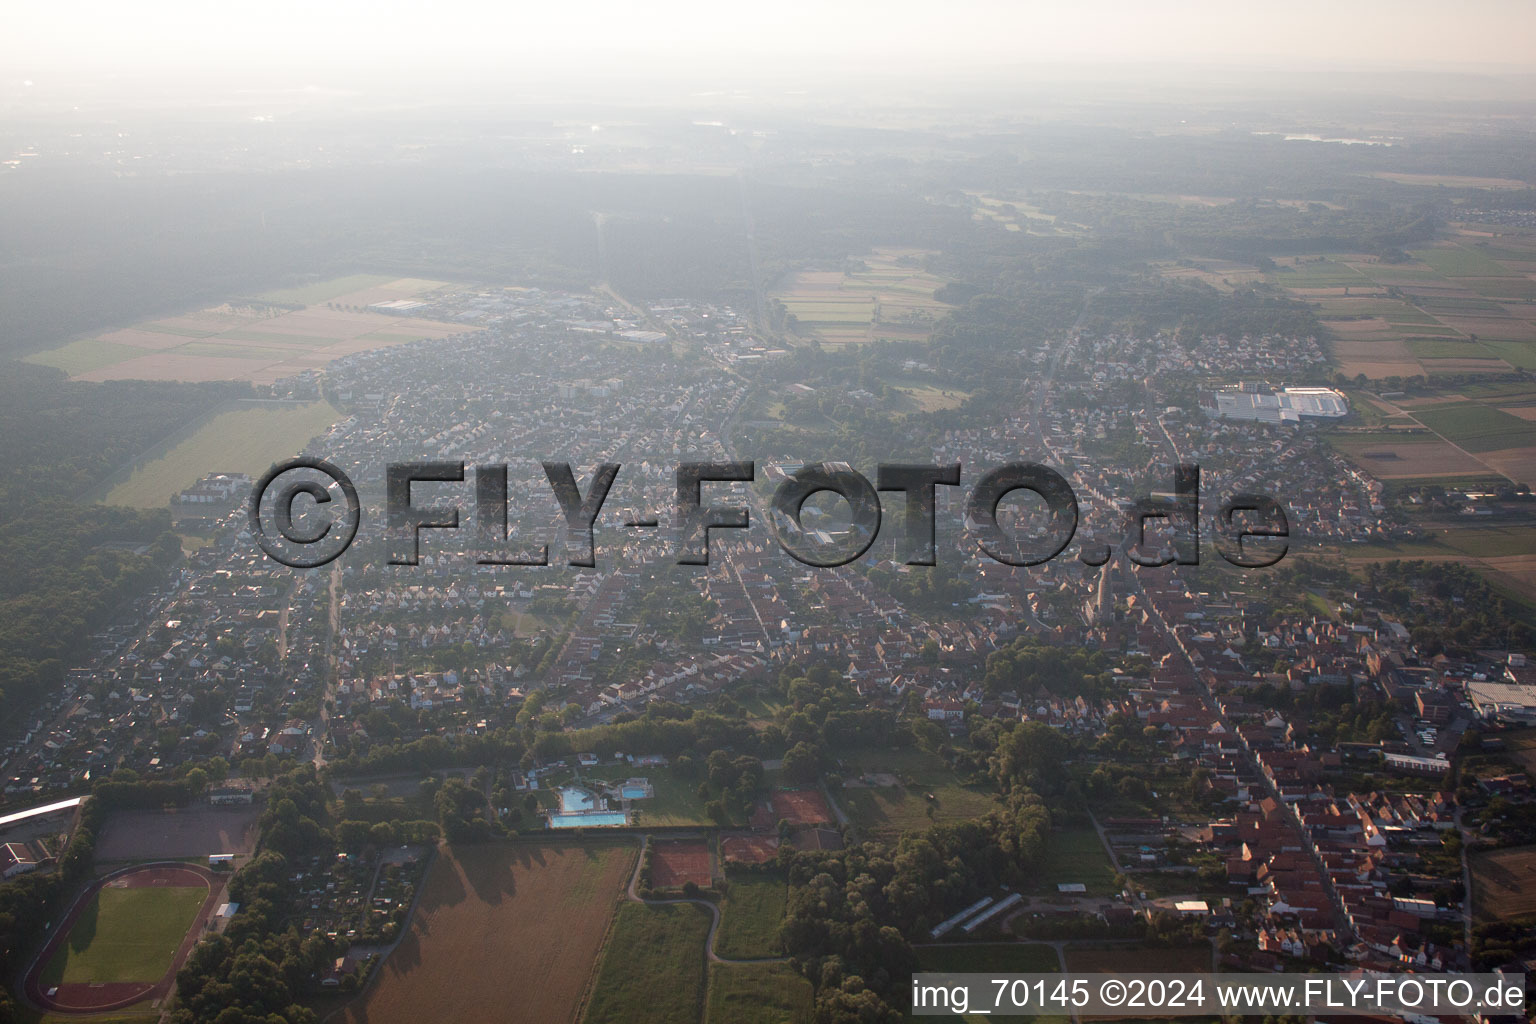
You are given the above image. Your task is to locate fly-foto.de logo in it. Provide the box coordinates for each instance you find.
[249,458,1289,571]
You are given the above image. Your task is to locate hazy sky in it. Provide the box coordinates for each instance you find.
[8,0,1536,88]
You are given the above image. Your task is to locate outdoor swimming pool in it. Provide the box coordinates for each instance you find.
[620,785,650,799]
[547,785,628,827]
[548,811,628,828]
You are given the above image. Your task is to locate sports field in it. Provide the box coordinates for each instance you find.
[43,886,206,985]
[651,839,713,890]
[583,901,712,1024]
[340,843,634,1024]
[101,399,339,507]
[28,864,220,1014]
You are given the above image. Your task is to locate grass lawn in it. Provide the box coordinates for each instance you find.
[716,871,787,959]
[835,746,998,835]
[706,962,813,1024]
[1028,828,1119,897]
[584,902,711,1024]
[101,400,339,507]
[42,886,206,984]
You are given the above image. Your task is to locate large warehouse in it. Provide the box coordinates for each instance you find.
[1202,384,1349,424]
[1466,680,1536,722]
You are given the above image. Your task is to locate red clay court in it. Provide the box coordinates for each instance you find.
[767,788,833,826]
[720,833,780,865]
[650,840,712,890]
[26,863,225,1014]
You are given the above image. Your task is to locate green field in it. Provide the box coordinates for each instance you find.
[1406,338,1498,360]
[584,902,711,1024]
[715,871,787,959]
[1409,246,1519,278]
[42,886,206,985]
[24,339,149,376]
[1414,403,1536,452]
[835,746,999,835]
[1482,340,1536,370]
[1027,828,1119,897]
[706,962,813,1024]
[257,273,398,305]
[102,400,339,507]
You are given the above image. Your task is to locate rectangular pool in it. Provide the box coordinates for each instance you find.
[548,811,628,828]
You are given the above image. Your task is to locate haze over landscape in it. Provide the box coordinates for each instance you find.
[2,5,1536,1024]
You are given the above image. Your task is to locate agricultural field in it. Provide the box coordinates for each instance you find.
[583,901,712,1024]
[706,962,813,1024]
[100,399,339,507]
[1027,828,1120,897]
[774,249,953,347]
[1326,387,1536,488]
[835,745,998,836]
[1412,403,1536,454]
[1328,433,1489,480]
[1370,172,1531,190]
[1255,232,1536,382]
[339,843,634,1024]
[1471,845,1536,923]
[714,870,788,959]
[960,191,1077,236]
[1152,257,1267,292]
[42,885,206,985]
[25,276,464,384]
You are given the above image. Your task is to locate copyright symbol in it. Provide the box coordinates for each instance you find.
[1100,980,1127,1007]
[249,457,360,568]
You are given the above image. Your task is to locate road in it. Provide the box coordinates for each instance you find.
[313,560,341,769]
